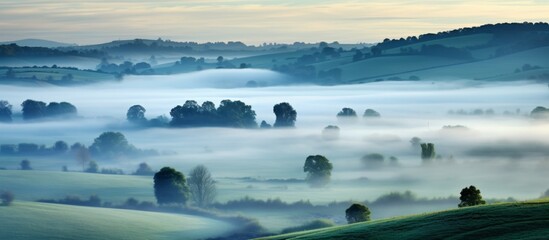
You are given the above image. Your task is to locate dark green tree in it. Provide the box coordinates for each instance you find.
[458,185,486,207]
[273,102,297,128]
[127,105,147,123]
[89,132,133,159]
[420,143,436,164]
[345,203,371,223]
[531,106,549,119]
[21,99,47,120]
[187,165,217,207]
[85,161,99,173]
[217,100,257,128]
[362,153,385,168]
[154,167,190,205]
[303,155,333,187]
[0,100,12,122]
[46,102,77,117]
[337,108,358,118]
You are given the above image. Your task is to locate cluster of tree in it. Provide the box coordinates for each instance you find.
[126,105,169,127]
[448,108,496,116]
[38,195,102,207]
[0,43,106,58]
[337,107,381,119]
[82,161,124,175]
[17,99,77,120]
[96,58,153,75]
[87,132,157,160]
[361,153,399,168]
[169,100,257,128]
[153,165,217,208]
[418,44,473,59]
[373,22,549,52]
[0,140,71,156]
[0,100,12,122]
[531,106,549,119]
[212,196,314,210]
[281,219,335,234]
[420,143,436,164]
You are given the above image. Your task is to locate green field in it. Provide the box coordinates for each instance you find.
[0,201,233,240]
[383,34,494,55]
[0,170,154,203]
[260,199,549,240]
[0,67,116,83]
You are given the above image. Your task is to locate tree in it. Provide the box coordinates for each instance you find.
[187,165,217,207]
[410,137,422,148]
[217,100,257,128]
[216,56,224,65]
[531,106,549,119]
[154,167,189,205]
[420,143,436,164]
[371,46,382,57]
[260,120,272,129]
[345,203,371,223]
[46,102,77,118]
[361,153,385,168]
[363,109,380,118]
[53,140,68,154]
[337,108,358,118]
[134,162,155,176]
[0,191,14,206]
[74,144,91,171]
[273,102,297,128]
[303,155,333,187]
[0,100,13,122]
[352,50,364,62]
[21,99,47,120]
[20,159,32,170]
[89,132,132,159]
[458,185,486,207]
[85,161,99,173]
[322,125,340,140]
[127,105,147,124]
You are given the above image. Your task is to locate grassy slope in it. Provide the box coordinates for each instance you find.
[383,34,494,55]
[0,67,116,83]
[0,170,154,203]
[0,201,233,240]
[260,199,549,240]
[386,46,549,80]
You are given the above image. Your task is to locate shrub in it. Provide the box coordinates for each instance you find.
[1,191,14,205]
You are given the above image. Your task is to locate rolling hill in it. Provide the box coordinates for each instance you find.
[0,201,233,240]
[260,199,549,240]
[0,39,77,48]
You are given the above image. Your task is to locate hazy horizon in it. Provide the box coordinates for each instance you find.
[1,0,549,45]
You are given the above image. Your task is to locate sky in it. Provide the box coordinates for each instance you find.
[0,0,548,45]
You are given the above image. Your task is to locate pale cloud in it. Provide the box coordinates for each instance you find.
[0,0,548,44]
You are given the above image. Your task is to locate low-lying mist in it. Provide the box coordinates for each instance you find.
[1,69,548,202]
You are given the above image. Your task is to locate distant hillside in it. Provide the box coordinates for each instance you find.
[261,199,549,240]
[0,201,233,240]
[0,39,77,48]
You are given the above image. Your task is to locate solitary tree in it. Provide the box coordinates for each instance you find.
[89,132,132,159]
[345,203,371,223]
[322,125,340,140]
[337,108,358,118]
[127,105,147,124]
[458,185,486,207]
[420,143,436,164]
[20,159,32,170]
[303,155,333,187]
[0,191,14,206]
[154,167,189,205]
[74,145,91,171]
[134,162,155,176]
[363,109,380,118]
[273,102,297,128]
[0,100,13,122]
[187,165,217,207]
[85,161,99,173]
[53,140,68,154]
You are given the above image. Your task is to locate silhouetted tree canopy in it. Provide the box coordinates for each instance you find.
[362,153,385,168]
[0,191,14,206]
[53,140,68,154]
[85,161,99,173]
[154,167,190,205]
[420,143,436,164]
[21,99,77,120]
[260,120,272,129]
[531,106,549,119]
[127,105,147,123]
[170,100,257,128]
[322,125,340,140]
[20,159,32,170]
[345,203,371,223]
[134,162,155,176]
[458,185,486,207]
[89,132,134,159]
[0,100,12,122]
[337,108,358,118]
[273,102,297,128]
[363,109,380,118]
[303,155,333,187]
[187,165,216,207]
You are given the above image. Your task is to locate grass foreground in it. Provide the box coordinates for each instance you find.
[0,201,234,240]
[259,198,549,240]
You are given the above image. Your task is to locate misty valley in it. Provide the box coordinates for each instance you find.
[1,19,549,240]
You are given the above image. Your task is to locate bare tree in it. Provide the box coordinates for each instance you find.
[75,146,91,171]
[187,165,216,207]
